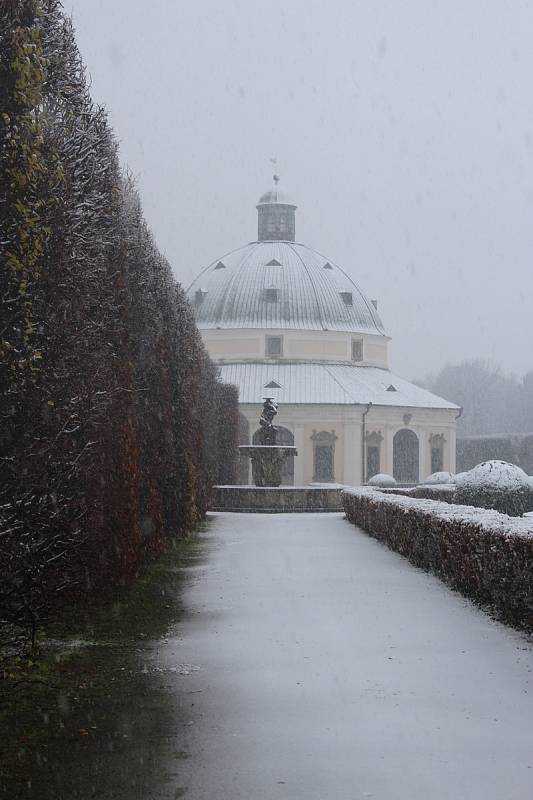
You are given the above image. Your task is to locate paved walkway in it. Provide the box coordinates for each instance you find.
[162,512,533,799]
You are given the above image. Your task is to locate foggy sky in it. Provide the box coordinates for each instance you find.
[67,0,533,380]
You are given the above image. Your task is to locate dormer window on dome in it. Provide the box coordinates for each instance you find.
[266,259,282,267]
[340,291,353,306]
[263,288,278,303]
[195,288,208,306]
[214,260,226,270]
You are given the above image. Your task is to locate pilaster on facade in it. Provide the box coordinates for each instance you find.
[344,421,362,486]
[418,429,429,480]
[293,424,306,485]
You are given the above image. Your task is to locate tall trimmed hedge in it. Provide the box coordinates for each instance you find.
[0,0,238,644]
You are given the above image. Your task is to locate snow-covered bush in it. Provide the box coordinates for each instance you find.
[367,473,397,488]
[422,471,455,485]
[454,460,533,517]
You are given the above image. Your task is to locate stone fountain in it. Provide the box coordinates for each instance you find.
[211,399,344,512]
[239,398,298,487]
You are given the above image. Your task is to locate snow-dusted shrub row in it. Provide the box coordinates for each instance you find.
[342,487,533,630]
[383,461,533,517]
[380,485,456,503]
[0,3,239,644]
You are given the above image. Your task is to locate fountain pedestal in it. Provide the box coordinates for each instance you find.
[239,445,298,487]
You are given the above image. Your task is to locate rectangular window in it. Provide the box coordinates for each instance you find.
[340,291,353,305]
[351,339,363,362]
[266,336,283,357]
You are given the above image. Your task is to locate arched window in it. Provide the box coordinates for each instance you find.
[253,426,295,485]
[311,430,337,483]
[238,414,250,485]
[429,433,446,474]
[393,429,419,484]
[365,430,383,481]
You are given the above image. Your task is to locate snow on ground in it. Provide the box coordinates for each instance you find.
[158,512,533,800]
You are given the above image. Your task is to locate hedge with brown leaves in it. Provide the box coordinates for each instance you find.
[342,488,533,631]
[0,1,238,645]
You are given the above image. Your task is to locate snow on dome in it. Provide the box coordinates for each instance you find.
[367,473,397,487]
[187,241,387,334]
[422,471,455,485]
[257,188,296,207]
[455,460,530,491]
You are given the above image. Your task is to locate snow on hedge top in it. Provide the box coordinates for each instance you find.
[422,471,454,485]
[342,486,533,539]
[455,460,531,491]
[367,473,396,487]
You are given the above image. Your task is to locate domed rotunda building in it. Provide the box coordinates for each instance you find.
[188,184,459,486]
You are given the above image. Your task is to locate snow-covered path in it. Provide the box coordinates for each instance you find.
[166,512,533,799]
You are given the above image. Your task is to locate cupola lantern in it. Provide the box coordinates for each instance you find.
[256,178,297,242]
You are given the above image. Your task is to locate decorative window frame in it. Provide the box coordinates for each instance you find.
[429,433,446,474]
[311,429,338,482]
[365,430,383,481]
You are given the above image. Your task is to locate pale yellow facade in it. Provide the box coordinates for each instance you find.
[201,328,389,368]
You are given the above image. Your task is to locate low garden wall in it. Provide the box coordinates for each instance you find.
[342,488,533,631]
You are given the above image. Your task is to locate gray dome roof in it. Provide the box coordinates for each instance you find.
[187,241,386,335]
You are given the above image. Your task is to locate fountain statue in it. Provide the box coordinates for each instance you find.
[258,397,278,445]
[239,399,298,487]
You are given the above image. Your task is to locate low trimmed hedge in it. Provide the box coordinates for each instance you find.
[342,488,533,631]
[381,485,456,503]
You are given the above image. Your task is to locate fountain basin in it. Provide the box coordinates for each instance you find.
[211,484,346,513]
